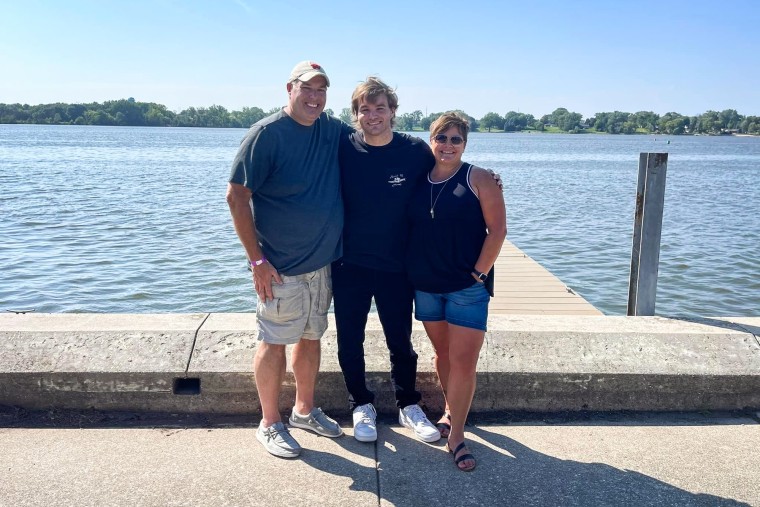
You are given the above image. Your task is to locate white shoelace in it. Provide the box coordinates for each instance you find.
[405,405,426,424]
[357,405,375,424]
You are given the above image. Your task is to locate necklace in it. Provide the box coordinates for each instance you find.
[429,179,450,219]
[429,163,463,219]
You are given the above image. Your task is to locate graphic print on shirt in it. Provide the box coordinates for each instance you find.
[387,174,406,187]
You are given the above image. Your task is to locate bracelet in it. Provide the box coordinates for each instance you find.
[250,256,267,267]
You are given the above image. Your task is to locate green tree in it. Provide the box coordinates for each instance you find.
[410,110,423,129]
[593,111,630,133]
[419,111,477,131]
[395,113,414,131]
[84,109,114,125]
[104,99,144,125]
[66,104,86,123]
[550,108,583,132]
[339,107,353,125]
[740,116,760,134]
[144,104,173,126]
[658,112,689,134]
[630,111,659,132]
[695,111,721,134]
[480,112,504,132]
[420,112,440,131]
[719,109,742,130]
[503,111,533,131]
[202,105,232,128]
[621,121,637,134]
[232,106,265,128]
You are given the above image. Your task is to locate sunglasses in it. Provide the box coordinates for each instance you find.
[433,134,465,145]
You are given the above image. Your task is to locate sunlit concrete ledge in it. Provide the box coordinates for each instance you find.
[1,313,759,415]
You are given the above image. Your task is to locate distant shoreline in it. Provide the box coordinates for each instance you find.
[2,123,759,138]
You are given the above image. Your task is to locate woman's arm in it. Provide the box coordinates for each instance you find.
[469,167,507,278]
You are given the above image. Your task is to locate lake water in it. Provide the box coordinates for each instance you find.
[1,124,758,317]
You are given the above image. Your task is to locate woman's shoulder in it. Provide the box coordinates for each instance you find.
[467,164,493,182]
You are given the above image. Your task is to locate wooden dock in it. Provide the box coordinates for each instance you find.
[491,240,603,315]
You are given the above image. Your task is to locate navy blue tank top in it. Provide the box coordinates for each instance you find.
[406,163,490,294]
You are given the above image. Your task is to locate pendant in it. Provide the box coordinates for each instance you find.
[430,208,434,219]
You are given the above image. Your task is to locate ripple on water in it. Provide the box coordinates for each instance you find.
[2,126,758,316]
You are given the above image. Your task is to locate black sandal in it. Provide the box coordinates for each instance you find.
[446,441,476,472]
[436,412,451,438]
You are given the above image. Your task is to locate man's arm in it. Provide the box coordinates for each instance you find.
[226,182,282,301]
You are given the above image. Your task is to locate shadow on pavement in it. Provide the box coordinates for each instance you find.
[672,316,760,340]
[288,423,752,507]
[3,406,757,429]
[457,425,751,507]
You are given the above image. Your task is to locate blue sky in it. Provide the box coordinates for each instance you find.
[1,0,758,119]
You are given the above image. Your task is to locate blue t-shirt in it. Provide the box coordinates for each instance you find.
[229,110,349,275]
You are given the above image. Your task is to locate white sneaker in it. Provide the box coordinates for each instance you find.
[399,404,440,443]
[353,403,377,442]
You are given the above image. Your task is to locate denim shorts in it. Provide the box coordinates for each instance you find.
[256,265,332,345]
[414,282,490,331]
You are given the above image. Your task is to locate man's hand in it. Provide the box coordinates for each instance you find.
[488,169,503,190]
[252,262,283,302]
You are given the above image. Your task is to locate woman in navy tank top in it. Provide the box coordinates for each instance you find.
[406,112,507,472]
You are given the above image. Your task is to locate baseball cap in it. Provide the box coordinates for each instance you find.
[289,60,330,87]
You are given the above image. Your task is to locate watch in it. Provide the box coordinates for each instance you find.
[474,271,488,282]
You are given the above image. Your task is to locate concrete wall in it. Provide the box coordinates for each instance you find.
[1,313,759,415]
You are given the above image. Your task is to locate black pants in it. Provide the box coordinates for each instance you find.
[332,261,422,410]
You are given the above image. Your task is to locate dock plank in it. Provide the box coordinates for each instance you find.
[491,240,603,315]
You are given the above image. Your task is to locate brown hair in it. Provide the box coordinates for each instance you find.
[350,76,398,129]
[430,111,470,144]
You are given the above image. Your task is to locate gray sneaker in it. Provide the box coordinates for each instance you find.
[289,407,343,438]
[256,421,302,458]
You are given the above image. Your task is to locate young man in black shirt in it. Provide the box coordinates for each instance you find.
[334,77,441,443]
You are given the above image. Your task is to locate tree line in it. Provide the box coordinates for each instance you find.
[0,99,275,129]
[1,99,758,135]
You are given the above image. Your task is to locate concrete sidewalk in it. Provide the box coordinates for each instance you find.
[1,411,758,506]
[2,313,759,505]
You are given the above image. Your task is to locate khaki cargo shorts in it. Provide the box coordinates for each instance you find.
[256,265,332,345]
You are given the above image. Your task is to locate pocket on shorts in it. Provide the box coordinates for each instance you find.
[258,281,306,323]
[452,282,491,305]
[316,267,333,316]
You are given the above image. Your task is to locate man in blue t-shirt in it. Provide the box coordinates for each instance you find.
[227,61,349,459]
[335,77,442,444]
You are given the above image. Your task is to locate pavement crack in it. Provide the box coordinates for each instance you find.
[731,322,760,349]
[374,440,381,507]
[185,313,211,375]
[161,428,186,437]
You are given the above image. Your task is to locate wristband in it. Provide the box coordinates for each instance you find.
[250,256,267,267]
[473,271,488,282]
